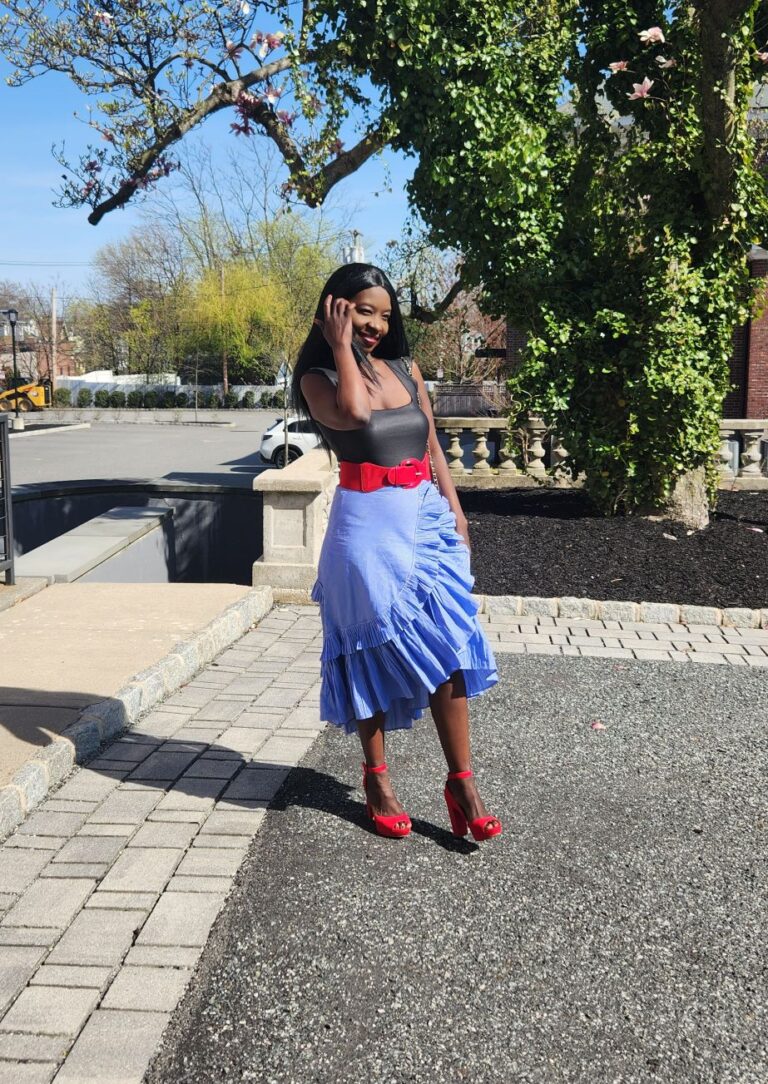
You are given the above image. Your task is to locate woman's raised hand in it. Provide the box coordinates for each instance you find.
[314,295,353,351]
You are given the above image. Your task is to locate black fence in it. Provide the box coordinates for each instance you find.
[430,382,511,418]
[0,415,15,585]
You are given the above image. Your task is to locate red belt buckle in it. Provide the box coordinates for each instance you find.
[387,458,423,489]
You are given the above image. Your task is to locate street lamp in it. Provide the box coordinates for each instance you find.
[0,308,23,431]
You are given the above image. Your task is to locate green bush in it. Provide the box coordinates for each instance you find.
[76,387,93,408]
[126,390,143,408]
[175,392,188,408]
[109,390,126,409]
[154,390,171,408]
[93,389,110,408]
[241,389,256,409]
[143,389,157,409]
[223,390,239,410]
[208,391,223,409]
[259,389,286,408]
[52,387,71,407]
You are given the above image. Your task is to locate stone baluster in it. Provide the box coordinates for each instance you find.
[718,428,736,482]
[445,427,466,476]
[525,416,548,479]
[550,433,571,485]
[738,429,765,480]
[497,430,520,476]
[470,425,492,475]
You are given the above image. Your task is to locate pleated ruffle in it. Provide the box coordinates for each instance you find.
[312,481,498,734]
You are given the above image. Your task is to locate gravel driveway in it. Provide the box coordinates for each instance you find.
[146,653,768,1084]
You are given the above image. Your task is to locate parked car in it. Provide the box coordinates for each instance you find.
[259,415,320,467]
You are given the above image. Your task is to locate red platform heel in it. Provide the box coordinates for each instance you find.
[444,770,502,841]
[362,762,411,839]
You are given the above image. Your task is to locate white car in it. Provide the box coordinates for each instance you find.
[259,415,321,467]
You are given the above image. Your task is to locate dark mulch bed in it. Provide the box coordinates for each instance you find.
[463,487,768,609]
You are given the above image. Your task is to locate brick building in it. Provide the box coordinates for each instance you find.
[0,317,78,383]
[725,246,768,419]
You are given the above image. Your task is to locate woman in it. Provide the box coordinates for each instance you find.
[291,263,501,842]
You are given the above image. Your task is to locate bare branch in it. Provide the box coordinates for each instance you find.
[409,273,465,324]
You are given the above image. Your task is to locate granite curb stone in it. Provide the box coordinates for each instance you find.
[472,594,766,628]
[0,586,274,843]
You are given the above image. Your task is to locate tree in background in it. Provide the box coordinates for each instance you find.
[180,263,285,389]
[0,279,60,383]
[69,225,189,374]
[143,141,341,385]
[66,152,340,386]
[379,229,505,381]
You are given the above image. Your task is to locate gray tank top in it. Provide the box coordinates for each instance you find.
[306,357,429,466]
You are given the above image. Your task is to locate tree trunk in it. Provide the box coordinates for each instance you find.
[641,467,710,530]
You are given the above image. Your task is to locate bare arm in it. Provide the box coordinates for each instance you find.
[300,295,371,429]
[411,361,470,551]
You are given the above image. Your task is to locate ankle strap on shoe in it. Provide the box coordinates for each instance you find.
[447,769,473,780]
[363,762,388,774]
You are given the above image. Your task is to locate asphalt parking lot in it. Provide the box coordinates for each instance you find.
[9,415,283,491]
[146,652,768,1084]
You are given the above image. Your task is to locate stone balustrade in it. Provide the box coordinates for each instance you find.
[434,415,768,490]
[251,418,767,595]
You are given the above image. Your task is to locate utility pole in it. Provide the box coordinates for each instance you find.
[220,264,229,396]
[50,286,57,393]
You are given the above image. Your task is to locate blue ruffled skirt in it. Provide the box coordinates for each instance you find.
[311,479,498,734]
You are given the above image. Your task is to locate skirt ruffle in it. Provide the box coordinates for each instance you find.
[312,480,498,735]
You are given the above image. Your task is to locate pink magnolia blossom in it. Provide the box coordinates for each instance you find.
[225,40,244,61]
[93,11,113,24]
[639,26,665,45]
[240,1,251,14]
[265,85,282,105]
[252,30,285,58]
[627,77,654,100]
[758,50,768,63]
[608,60,629,73]
[276,109,295,126]
[655,55,677,69]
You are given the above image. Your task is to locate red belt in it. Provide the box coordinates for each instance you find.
[339,452,430,492]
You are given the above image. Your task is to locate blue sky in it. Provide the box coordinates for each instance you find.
[0,58,414,306]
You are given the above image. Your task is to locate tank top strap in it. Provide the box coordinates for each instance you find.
[306,366,339,387]
[385,356,413,380]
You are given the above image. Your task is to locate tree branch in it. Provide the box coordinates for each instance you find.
[409,273,465,324]
[298,126,389,206]
[87,55,295,224]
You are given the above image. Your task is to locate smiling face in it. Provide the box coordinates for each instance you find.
[349,286,392,354]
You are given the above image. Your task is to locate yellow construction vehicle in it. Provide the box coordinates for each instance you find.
[0,382,51,412]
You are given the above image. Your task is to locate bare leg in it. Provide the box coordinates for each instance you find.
[357,710,409,830]
[429,670,500,828]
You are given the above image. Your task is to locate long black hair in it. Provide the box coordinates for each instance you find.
[289,263,410,453]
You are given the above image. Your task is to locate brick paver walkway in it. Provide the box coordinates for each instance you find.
[481,613,768,666]
[0,605,323,1084]
[1,599,767,1082]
